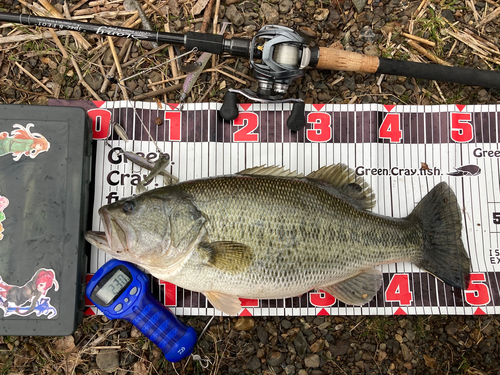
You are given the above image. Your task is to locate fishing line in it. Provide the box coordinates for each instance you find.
[185,315,216,370]
[105,47,199,153]
[123,47,198,83]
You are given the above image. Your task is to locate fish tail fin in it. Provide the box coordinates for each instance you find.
[409,182,471,289]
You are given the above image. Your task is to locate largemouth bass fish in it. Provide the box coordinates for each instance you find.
[86,164,471,315]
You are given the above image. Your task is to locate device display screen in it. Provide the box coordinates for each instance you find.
[96,269,131,305]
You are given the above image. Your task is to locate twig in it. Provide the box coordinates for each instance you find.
[447,39,458,58]
[62,1,72,18]
[432,80,447,103]
[121,44,171,68]
[100,39,133,93]
[47,29,69,58]
[201,0,216,33]
[73,5,124,16]
[465,0,480,23]
[108,36,129,100]
[215,68,247,85]
[133,83,183,100]
[401,32,436,47]
[413,0,430,18]
[463,28,499,52]
[14,61,54,95]
[198,80,217,102]
[70,56,103,101]
[69,0,90,13]
[211,0,221,87]
[447,29,498,56]
[107,36,124,81]
[38,0,92,50]
[220,65,256,82]
[72,10,137,20]
[0,30,71,44]
[350,318,366,333]
[165,20,180,85]
[144,0,168,21]
[90,346,122,349]
[407,40,452,66]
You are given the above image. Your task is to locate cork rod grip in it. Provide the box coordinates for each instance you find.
[315,47,380,73]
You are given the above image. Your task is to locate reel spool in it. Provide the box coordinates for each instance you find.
[250,25,311,100]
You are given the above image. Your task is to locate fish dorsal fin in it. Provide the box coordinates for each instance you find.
[237,165,304,178]
[307,164,376,210]
[204,291,242,315]
[320,268,383,306]
[198,241,253,274]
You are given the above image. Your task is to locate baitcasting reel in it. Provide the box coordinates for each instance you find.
[3,10,500,132]
[219,25,311,130]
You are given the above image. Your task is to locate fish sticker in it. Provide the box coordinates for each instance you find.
[447,164,481,177]
[0,123,50,161]
[0,268,59,319]
[0,195,8,240]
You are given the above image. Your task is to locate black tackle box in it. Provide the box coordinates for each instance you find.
[0,104,92,336]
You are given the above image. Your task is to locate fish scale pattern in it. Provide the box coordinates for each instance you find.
[170,175,423,299]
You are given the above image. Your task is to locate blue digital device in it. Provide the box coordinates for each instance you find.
[86,259,197,362]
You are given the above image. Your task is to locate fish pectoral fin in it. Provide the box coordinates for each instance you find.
[204,291,242,315]
[237,165,304,178]
[321,268,383,306]
[198,241,253,273]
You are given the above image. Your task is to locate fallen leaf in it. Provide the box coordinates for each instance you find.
[423,354,437,368]
[54,336,75,353]
[191,0,210,15]
[166,0,180,17]
[133,361,149,375]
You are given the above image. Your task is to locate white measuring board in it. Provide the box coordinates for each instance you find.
[51,99,500,316]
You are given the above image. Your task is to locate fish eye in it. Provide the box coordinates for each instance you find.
[122,200,135,214]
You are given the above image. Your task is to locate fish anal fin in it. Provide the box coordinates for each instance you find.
[321,268,383,306]
[204,291,242,315]
[307,164,376,210]
[237,165,303,178]
[198,241,253,274]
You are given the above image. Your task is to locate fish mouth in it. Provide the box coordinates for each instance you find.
[84,231,111,252]
[97,208,133,254]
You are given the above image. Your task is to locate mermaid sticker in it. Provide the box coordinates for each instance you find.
[0,195,8,240]
[0,269,59,318]
[0,123,50,161]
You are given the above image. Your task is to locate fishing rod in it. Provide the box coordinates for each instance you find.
[1,11,500,129]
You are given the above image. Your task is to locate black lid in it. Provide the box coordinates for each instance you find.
[0,104,92,336]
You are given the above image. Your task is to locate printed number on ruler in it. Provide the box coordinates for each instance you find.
[306,112,332,142]
[450,112,473,143]
[379,113,402,143]
[232,112,334,143]
[378,111,474,143]
[165,112,181,141]
[385,274,413,305]
[159,280,177,306]
[88,109,112,140]
[464,273,491,306]
[233,113,259,142]
[309,290,336,307]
